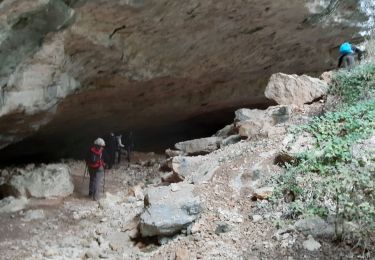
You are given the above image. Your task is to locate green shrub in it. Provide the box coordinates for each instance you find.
[273,64,375,243]
[331,62,375,105]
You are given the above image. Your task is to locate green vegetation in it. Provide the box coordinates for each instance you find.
[273,62,375,243]
[330,62,375,105]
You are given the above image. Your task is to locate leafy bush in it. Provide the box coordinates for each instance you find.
[273,63,375,245]
[331,62,375,105]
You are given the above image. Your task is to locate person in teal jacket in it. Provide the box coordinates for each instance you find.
[338,42,363,70]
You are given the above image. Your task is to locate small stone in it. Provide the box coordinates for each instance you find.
[175,247,189,260]
[170,183,180,192]
[86,249,100,259]
[251,215,263,223]
[44,248,58,257]
[252,187,274,200]
[303,235,321,251]
[215,222,231,235]
[99,252,109,258]
[22,209,45,222]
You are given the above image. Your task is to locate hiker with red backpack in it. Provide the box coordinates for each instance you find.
[86,138,106,201]
[338,42,363,70]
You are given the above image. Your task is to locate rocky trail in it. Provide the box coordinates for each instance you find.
[0,90,368,259]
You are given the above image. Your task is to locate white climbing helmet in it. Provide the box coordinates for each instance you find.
[94,138,106,147]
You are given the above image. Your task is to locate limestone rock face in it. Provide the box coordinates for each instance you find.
[9,164,74,198]
[265,73,328,107]
[0,0,370,160]
[140,183,201,237]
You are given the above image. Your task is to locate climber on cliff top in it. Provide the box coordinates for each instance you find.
[338,42,364,70]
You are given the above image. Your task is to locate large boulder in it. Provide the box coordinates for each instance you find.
[235,105,291,139]
[171,156,202,181]
[175,137,222,155]
[172,156,220,184]
[140,183,202,237]
[265,73,328,107]
[9,164,74,198]
[0,196,28,214]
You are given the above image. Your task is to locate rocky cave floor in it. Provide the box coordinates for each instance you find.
[0,103,372,260]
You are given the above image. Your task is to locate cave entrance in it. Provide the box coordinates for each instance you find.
[0,99,274,166]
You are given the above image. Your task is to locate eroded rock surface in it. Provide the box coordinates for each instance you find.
[0,0,367,160]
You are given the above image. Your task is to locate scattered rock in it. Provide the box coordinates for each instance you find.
[294,216,335,238]
[171,156,219,184]
[217,208,243,223]
[172,156,202,180]
[0,196,28,214]
[86,248,100,259]
[140,183,201,237]
[320,71,334,85]
[221,135,243,147]
[251,215,263,223]
[303,235,321,251]
[9,164,74,198]
[129,185,144,201]
[107,231,130,251]
[43,247,58,257]
[265,73,328,107]
[165,149,186,158]
[235,106,292,140]
[215,222,231,235]
[98,192,123,210]
[214,124,236,138]
[175,137,222,155]
[252,187,274,200]
[175,247,190,260]
[22,209,45,222]
[352,134,375,169]
[276,132,316,165]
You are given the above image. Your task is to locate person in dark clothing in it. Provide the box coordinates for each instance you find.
[115,134,125,164]
[86,138,106,201]
[338,42,363,70]
[106,132,116,169]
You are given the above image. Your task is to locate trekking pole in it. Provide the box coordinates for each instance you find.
[103,169,106,193]
[81,165,88,185]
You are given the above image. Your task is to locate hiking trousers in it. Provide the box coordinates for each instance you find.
[88,166,104,201]
[343,54,355,70]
